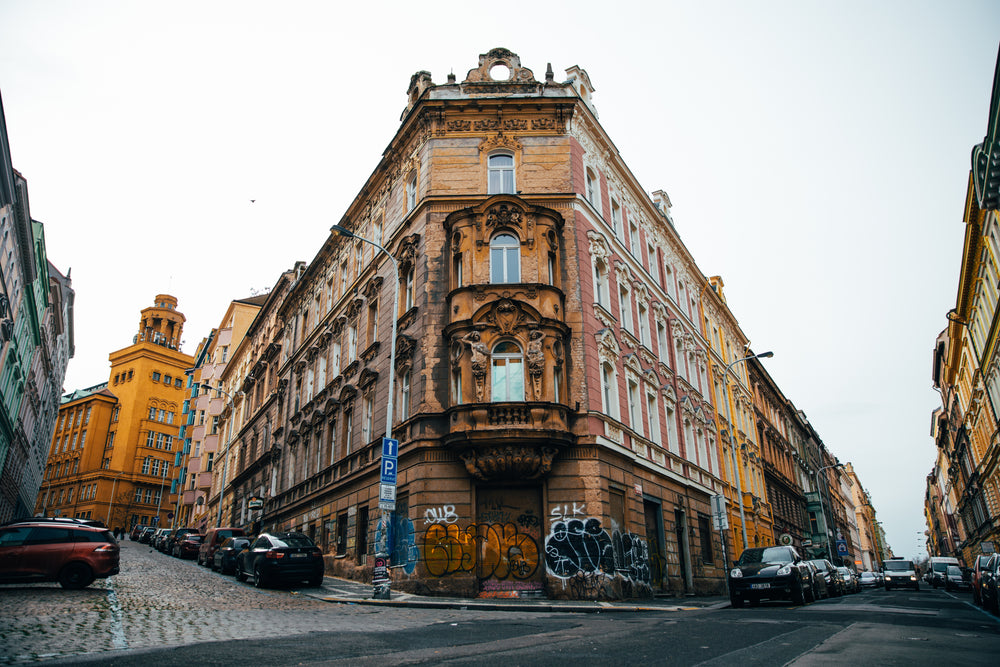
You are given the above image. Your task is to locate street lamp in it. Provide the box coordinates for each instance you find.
[815,462,845,561]
[332,224,399,600]
[722,350,773,552]
[105,470,127,528]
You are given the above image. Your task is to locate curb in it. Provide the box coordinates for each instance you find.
[308,593,730,614]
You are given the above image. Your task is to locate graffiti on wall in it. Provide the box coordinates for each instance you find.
[423,522,540,580]
[423,505,459,525]
[544,515,653,600]
[376,513,418,575]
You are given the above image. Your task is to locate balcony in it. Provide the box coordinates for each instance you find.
[442,401,574,481]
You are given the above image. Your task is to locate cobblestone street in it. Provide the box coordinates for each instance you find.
[0,540,515,664]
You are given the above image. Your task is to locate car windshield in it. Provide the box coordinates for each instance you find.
[270,534,315,549]
[737,547,793,565]
[947,566,962,575]
[883,560,914,571]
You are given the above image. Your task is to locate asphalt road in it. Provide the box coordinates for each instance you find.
[3,543,999,666]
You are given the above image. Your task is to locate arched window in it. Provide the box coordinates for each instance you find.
[488,153,515,194]
[491,341,524,401]
[586,167,599,208]
[594,257,610,309]
[490,234,521,284]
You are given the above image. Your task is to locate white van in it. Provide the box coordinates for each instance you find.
[928,556,961,588]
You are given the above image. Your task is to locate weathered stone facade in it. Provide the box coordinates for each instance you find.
[217,48,743,600]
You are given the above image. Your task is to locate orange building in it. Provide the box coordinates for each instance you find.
[36,295,194,530]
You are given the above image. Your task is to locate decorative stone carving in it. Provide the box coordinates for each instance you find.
[483,298,526,335]
[596,328,620,365]
[463,47,536,84]
[396,334,416,374]
[485,202,523,230]
[459,445,557,481]
[587,230,611,261]
[362,276,384,301]
[397,234,421,272]
[478,133,522,153]
[461,331,489,402]
[358,368,378,389]
[526,330,545,400]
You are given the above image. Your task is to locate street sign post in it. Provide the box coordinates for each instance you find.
[379,437,398,511]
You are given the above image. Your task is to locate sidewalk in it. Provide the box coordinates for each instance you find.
[306,575,730,613]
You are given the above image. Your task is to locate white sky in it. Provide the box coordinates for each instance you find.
[2,0,998,562]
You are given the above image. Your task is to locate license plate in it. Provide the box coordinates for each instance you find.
[751,583,770,590]
[290,553,307,558]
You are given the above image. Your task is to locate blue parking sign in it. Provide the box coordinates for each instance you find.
[381,456,397,484]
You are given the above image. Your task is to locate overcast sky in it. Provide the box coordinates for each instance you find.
[2,0,998,561]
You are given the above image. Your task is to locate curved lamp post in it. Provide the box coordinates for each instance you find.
[332,224,399,601]
[722,350,773,552]
[815,462,845,561]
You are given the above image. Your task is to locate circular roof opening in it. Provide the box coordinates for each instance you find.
[489,63,511,81]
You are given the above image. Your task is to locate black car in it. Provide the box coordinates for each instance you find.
[944,565,972,592]
[809,559,846,596]
[212,536,251,574]
[235,532,324,589]
[980,554,1000,613]
[728,545,813,607]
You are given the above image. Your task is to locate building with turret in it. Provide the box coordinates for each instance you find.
[36,295,193,530]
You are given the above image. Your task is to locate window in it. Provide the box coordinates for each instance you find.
[657,320,669,365]
[374,214,383,247]
[164,374,173,385]
[638,302,650,348]
[402,267,415,311]
[362,394,374,443]
[406,172,417,212]
[490,234,520,284]
[367,299,379,347]
[629,221,640,256]
[619,284,632,331]
[628,379,641,434]
[699,515,714,563]
[152,372,161,382]
[348,324,358,362]
[357,505,369,560]
[332,341,342,373]
[491,342,524,402]
[451,367,462,406]
[586,168,599,207]
[594,257,610,309]
[488,153,515,194]
[601,362,620,419]
[547,253,557,286]
[453,253,463,289]
[665,404,678,453]
[611,199,622,236]
[148,407,156,420]
[206,452,214,472]
[647,393,660,445]
[399,370,411,420]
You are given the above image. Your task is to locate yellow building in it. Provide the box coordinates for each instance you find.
[36,295,194,530]
[701,276,773,555]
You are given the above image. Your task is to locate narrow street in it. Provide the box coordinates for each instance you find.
[3,542,1000,665]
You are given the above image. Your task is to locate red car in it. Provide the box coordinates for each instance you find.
[0,519,120,589]
[172,533,204,559]
[972,554,993,606]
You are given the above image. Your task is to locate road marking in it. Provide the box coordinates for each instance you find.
[107,583,128,650]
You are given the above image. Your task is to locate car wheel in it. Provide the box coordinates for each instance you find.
[804,582,815,603]
[308,574,324,588]
[235,562,247,582]
[253,567,267,589]
[730,596,744,608]
[58,562,94,590]
[791,582,805,606]
[209,558,217,572]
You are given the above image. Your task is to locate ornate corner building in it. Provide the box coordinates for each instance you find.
[209,49,870,600]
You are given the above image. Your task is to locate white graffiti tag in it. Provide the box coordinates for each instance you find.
[423,505,459,525]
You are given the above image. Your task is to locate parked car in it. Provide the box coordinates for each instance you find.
[809,559,845,597]
[234,532,324,589]
[137,526,155,544]
[728,545,813,608]
[152,528,172,551]
[2,516,107,529]
[928,556,961,589]
[0,520,120,589]
[972,554,993,606]
[859,571,879,589]
[197,527,245,567]
[944,565,972,592]
[980,554,1000,613]
[164,528,198,556]
[804,560,828,599]
[883,558,920,591]
[129,525,147,541]
[172,533,204,559]
[837,566,859,594]
[212,536,251,574]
